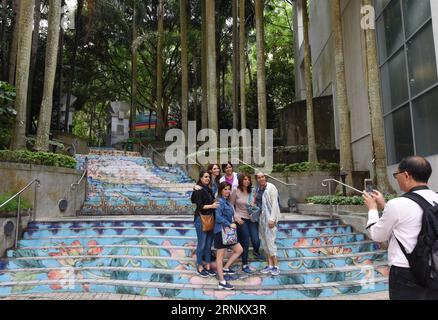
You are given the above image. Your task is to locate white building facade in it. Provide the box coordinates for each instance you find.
[293,0,438,191]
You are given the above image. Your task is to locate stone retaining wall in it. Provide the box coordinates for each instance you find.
[0,162,85,219]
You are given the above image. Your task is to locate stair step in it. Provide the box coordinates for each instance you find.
[0,263,389,286]
[3,251,387,270]
[0,277,389,299]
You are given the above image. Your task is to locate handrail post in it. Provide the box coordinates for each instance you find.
[33,181,38,222]
[328,182,333,219]
[15,196,21,249]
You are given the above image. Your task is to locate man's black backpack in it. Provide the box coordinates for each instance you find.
[396,192,438,289]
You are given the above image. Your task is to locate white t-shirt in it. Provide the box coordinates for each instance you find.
[367,189,438,268]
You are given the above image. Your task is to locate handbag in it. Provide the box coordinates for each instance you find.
[221,225,238,246]
[199,213,215,232]
[246,190,261,223]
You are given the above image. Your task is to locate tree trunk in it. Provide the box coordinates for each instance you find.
[232,0,239,129]
[130,5,137,138]
[1,0,8,81]
[362,0,394,194]
[180,0,188,142]
[26,0,42,135]
[155,0,165,138]
[301,0,318,164]
[201,0,208,130]
[332,0,353,186]
[64,0,83,132]
[10,0,35,150]
[56,27,64,130]
[255,0,267,149]
[8,0,21,85]
[239,0,247,133]
[206,0,218,137]
[35,0,61,151]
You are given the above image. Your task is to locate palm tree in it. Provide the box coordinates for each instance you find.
[332,0,353,186]
[232,0,239,129]
[8,0,20,85]
[155,0,165,139]
[239,0,246,133]
[35,0,62,151]
[301,0,318,164]
[201,0,208,130]
[130,3,138,138]
[205,0,218,137]
[362,0,394,193]
[180,0,188,142]
[255,0,267,149]
[10,0,35,150]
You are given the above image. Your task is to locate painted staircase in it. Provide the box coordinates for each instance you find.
[0,217,389,299]
[76,149,195,215]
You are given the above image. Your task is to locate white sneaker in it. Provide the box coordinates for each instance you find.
[271,266,280,276]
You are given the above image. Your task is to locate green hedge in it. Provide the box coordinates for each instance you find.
[237,164,255,174]
[0,150,77,169]
[273,162,340,173]
[0,193,32,212]
[306,194,397,206]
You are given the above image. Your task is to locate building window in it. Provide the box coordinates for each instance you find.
[376,0,436,165]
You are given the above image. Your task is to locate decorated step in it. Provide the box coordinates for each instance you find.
[22,224,353,238]
[16,232,367,249]
[0,262,389,287]
[3,250,387,270]
[8,240,382,260]
[0,277,389,299]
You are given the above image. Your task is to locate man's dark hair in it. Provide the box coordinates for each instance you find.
[398,156,432,183]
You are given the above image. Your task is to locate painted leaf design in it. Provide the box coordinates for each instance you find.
[11,271,39,293]
[139,239,169,269]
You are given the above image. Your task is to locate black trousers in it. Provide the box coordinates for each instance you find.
[389,266,438,300]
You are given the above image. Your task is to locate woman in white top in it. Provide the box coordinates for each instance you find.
[219,161,239,190]
[230,173,263,274]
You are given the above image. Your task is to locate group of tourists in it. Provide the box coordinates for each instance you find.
[191,162,281,290]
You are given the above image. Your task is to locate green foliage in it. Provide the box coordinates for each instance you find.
[0,150,77,169]
[237,164,255,174]
[0,81,16,116]
[273,163,287,172]
[0,193,32,212]
[306,194,398,206]
[285,162,339,173]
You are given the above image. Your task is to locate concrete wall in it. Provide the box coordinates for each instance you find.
[0,215,30,257]
[268,171,339,205]
[0,163,86,219]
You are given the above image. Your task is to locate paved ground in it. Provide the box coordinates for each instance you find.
[0,291,389,300]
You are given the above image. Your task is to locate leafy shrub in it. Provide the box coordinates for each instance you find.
[284,162,340,173]
[237,164,255,174]
[272,163,286,173]
[306,194,397,206]
[0,150,77,169]
[0,193,32,212]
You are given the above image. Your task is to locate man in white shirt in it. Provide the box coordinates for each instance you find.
[363,156,438,300]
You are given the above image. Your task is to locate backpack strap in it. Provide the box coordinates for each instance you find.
[395,192,434,261]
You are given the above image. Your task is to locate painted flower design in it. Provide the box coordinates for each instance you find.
[293,238,309,247]
[309,238,352,256]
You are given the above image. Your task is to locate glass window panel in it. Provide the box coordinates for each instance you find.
[412,87,438,157]
[384,105,414,165]
[402,0,431,38]
[380,49,409,113]
[375,0,392,17]
[376,0,404,62]
[407,22,438,96]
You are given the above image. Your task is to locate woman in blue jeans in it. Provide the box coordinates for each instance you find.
[230,173,263,274]
[191,170,219,277]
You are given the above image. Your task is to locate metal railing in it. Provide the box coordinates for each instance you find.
[70,168,88,215]
[321,178,364,218]
[0,179,40,248]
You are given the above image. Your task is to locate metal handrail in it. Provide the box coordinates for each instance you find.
[322,179,364,194]
[321,179,364,218]
[70,158,88,215]
[0,178,40,248]
[232,158,297,187]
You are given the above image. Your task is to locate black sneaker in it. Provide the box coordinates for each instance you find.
[223,268,236,275]
[197,268,209,278]
[218,281,234,290]
[206,269,217,277]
